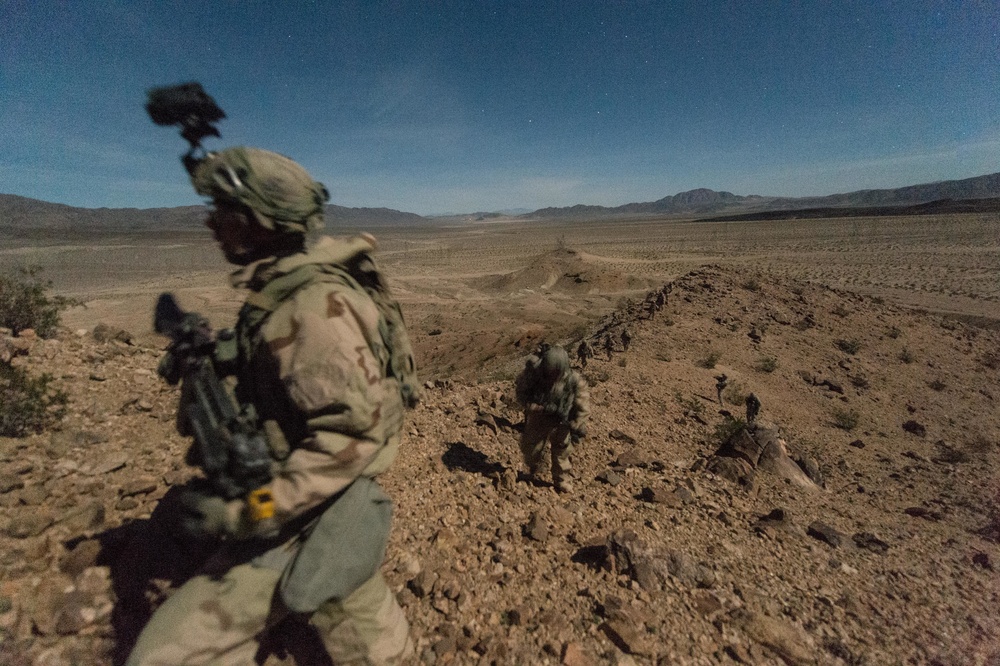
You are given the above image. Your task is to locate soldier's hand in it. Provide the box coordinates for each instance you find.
[177,488,245,541]
[570,423,587,441]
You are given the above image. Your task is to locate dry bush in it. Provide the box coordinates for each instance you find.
[834,338,861,354]
[755,356,778,373]
[696,350,721,369]
[722,381,749,406]
[0,362,68,437]
[831,406,861,431]
[0,266,73,338]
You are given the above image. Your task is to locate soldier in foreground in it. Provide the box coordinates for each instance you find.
[514,345,590,492]
[130,85,415,664]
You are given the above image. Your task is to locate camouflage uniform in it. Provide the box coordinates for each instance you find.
[128,148,413,665]
[514,346,590,492]
[620,327,632,352]
[576,339,593,368]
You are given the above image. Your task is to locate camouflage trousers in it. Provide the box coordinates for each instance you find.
[520,412,575,490]
[126,563,413,665]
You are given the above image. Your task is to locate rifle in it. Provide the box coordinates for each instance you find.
[154,293,274,521]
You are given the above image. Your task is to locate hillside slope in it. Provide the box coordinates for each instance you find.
[1,265,998,664]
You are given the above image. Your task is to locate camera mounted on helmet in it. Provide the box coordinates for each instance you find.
[145,82,226,176]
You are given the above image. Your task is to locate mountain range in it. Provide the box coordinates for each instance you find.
[2,171,999,234]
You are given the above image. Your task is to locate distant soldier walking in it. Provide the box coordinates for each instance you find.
[576,339,594,368]
[655,289,666,311]
[647,298,657,320]
[715,373,728,405]
[620,327,632,352]
[514,345,590,492]
[603,334,615,360]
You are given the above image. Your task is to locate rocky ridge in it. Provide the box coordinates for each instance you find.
[1,265,998,665]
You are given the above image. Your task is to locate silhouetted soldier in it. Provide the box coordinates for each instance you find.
[603,334,615,360]
[715,373,728,405]
[620,327,632,352]
[647,299,657,320]
[745,393,761,424]
[576,339,593,368]
[655,290,665,311]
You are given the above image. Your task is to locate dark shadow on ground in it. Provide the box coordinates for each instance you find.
[441,441,507,476]
[80,486,332,665]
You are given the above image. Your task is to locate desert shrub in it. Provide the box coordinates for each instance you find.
[696,351,721,369]
[0,266,72,338]
[899,347,915,364]
[886,326,901,339]
[928,379,947,391]
[714,415,747,444]
[0,361,68,436]
[617,357,627,368]
[741,278,760,292]
[834,338,861,355]
[755,356,778,373]
[979,352,999,371]
[655,351,672,362]
[831,406,860,431]
[674,391,705,417]
[831,304,850,318]
[722,381,748,406]
[850,375,870,389]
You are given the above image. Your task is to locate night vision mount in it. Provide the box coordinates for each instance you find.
[145,82,226,175]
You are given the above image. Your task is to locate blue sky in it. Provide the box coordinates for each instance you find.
[2,1,997,215]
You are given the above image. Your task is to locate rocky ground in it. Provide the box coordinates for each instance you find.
[1,263,999,665]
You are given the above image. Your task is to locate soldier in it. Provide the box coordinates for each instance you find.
[620,327,632,352]
[745,393,761,424]
[647,298,657,319]
[514,345,590,492]
[128,147,415,664]
[576,339,594,368]
[655,289,666,311]
[715,373,728,405]
[603,333,615,360]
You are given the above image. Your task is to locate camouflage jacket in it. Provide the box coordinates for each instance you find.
[230,235,405,525]
[514,362,590,432]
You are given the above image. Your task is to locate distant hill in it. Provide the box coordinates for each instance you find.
[0,194,429,238]
[698,197,1000,222]
[4,170,1000,234]
[525,172,1000,219]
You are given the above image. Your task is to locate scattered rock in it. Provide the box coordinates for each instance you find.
[524,512,549,542]
[596,469,623,486]
[731,608,816,665]
[852,532,890,554]
[807,521,844,548]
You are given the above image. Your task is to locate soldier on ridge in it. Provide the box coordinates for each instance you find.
[514,345,590,493]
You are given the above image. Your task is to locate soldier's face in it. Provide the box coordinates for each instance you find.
[205,202,259,265]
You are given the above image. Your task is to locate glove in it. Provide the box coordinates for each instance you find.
[177,488,248,541]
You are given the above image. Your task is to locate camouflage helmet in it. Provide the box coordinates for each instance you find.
[539,345,570,375]
[191,146,329,233]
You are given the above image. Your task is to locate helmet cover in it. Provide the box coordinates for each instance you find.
[192,146,329,233]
